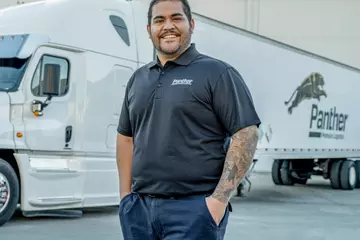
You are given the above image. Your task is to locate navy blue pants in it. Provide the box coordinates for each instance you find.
[119,192,230,240]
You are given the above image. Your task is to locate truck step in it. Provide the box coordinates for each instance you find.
[22,209,83,218]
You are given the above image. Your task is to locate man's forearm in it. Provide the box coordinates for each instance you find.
[116,134,133,198]
[211,125,259,203]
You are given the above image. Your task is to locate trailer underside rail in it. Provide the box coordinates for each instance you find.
[253,148,360,191]
[255,148,360,159]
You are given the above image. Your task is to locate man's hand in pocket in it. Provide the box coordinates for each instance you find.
[205,196,227,226]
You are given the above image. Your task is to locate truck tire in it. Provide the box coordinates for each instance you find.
[0,159,19,227]
[280,160,294,186]
[271,159,283,185]
[355,160,360,189]
[339,160,357,190]
[330,160,342,189]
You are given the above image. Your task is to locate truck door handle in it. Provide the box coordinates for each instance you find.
[65,126,72,143]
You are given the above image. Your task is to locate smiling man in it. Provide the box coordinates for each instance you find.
[116,0,261,239]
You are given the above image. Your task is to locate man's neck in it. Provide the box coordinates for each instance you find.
[158,55,178,66]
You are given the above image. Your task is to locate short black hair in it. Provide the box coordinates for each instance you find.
[147,0,192,25]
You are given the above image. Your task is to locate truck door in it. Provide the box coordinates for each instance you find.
[22,45,81,152]
[19,45,85,208]
[21,46,86,209]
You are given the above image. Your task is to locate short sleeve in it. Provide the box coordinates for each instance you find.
[117,81,133,137]
[212,67,261,136]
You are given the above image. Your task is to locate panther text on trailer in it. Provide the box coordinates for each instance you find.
[310,104,348,132]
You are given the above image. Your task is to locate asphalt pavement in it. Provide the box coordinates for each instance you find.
[1,173,360,240]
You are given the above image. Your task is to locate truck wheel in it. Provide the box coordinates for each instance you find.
[280,160,294,185]
[355,160,360,188]
[339,160,357,190]
[0,159,19,227]
[330,160,342,189]
[271,159,283,185]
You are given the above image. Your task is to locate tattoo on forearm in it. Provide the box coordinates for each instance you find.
[211,125,259,203]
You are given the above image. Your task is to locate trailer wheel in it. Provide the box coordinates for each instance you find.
[355,160,360,189]
[339,160,357,190]
[330,160,342,189]
[280,160,294,186]
[271,159,283,185]
[0,159,19,227]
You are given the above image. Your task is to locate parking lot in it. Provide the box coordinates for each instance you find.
[2,172,360,240]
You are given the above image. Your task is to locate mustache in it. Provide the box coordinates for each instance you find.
[159,31,180,38]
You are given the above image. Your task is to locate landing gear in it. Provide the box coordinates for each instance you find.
[235,159,258,197]
[271,158,360,190]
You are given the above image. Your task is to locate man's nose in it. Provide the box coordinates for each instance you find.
[163,19,175,30]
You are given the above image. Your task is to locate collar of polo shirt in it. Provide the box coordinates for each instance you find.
[149,43,200,68]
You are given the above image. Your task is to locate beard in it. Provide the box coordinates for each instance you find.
[158,40,182,55]
[151,28,192,57]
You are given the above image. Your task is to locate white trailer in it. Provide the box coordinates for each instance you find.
[191,15,360,193]
[0,0,41,10]
[0,0,359,227]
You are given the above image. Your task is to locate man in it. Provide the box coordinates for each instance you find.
[116,0,261,239]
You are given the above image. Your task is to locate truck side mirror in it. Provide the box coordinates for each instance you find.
[42,63,61,96]
[31,63,61,117]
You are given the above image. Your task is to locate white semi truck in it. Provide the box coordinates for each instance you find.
[0,0,359,227]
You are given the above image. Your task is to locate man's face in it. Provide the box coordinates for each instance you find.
[147,0,194,58]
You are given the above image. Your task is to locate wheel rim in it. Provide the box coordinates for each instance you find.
[0,173,11,213]
[349,166,357,186]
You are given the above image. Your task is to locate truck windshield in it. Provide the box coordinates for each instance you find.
[0,57,30,92]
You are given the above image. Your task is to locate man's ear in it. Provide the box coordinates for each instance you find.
[146,25,151,38]
[190,18,195,34]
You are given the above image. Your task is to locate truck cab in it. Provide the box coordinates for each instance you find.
[0,0,153,227]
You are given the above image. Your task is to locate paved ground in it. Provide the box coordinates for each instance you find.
[2,173,360,240]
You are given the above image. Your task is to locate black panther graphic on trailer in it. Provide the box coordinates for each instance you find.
[284,72,349,140]
[284,72,327,114]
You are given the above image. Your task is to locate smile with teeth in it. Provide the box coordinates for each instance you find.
[162,35,178,39]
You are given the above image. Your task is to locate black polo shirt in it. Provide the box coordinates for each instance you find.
[117,43,261,196]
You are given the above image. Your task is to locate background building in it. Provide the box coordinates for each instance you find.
[190,0,360,69]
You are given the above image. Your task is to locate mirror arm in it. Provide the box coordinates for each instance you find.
[42,95,53,108]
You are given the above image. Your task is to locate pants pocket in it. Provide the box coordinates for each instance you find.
[201,196,230,229]
[119,192,138,216]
